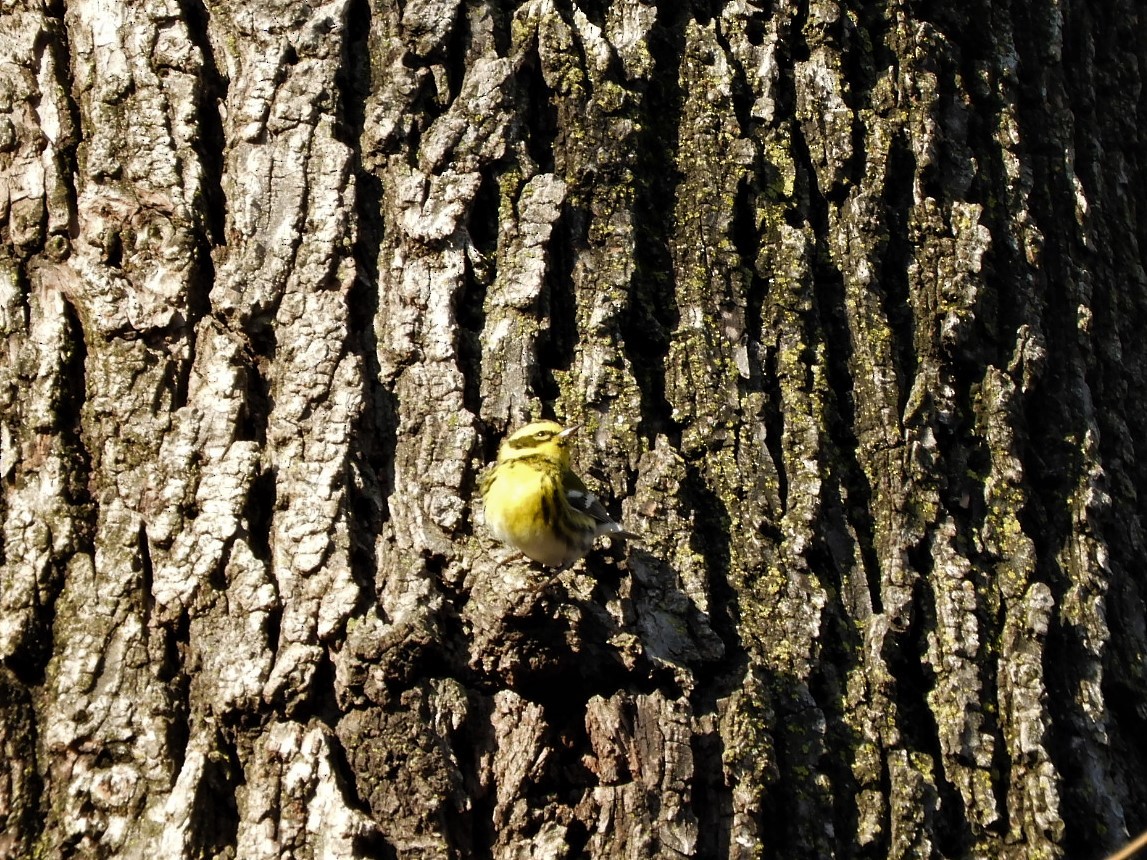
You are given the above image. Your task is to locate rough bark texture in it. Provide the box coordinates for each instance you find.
[2,0,1146,858]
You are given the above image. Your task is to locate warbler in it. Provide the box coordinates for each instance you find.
[479,420,635,568]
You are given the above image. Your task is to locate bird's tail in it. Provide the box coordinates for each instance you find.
[596,521,640,541]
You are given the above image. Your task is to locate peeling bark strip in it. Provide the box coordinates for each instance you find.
[2,0,1147,857]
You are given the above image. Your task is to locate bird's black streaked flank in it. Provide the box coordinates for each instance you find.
[479,421,636,568]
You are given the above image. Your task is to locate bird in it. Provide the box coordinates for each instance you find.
[479,420,636,569]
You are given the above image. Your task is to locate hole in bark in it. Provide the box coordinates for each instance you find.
[760,346,788,509]
[846,114,869,188]
[188,731,242,857]
[746,17,766,46]
[175,0,228,246]
[733,178,763,351]
[3,627,54,687]
[824,180,849,208]
[882,575,973,855]
[520,52,558,174]
[344,162,389,580]
[341,2,394,545]
[138,523,155,629]
[881,132,919,421]
[352,830,398,860]
[306,648,342,726]
[441,0,467,99]
[336,0,372,147]
[790,38,811,64]
[534,203,579,403]
[692,0,718,27]
[245,467,276,567]
[466,168,501,263]
[681,464,742,659]
[162,610,191,779]
[622,4,686,441]
[263,600,282,661]
[569,0,606,28]
[103,229,123,268]
[236,354,272,446]
[456,169,498,417]
[691,717,733,857]
[564,818,590,855]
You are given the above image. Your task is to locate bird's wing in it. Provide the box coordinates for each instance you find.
[562,469,639,539]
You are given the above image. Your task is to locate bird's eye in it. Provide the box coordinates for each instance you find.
[537,431,553,441]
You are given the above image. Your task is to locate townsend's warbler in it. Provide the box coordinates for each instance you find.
[479,421,635,568]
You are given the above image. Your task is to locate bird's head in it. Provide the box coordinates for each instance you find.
[498,420,577,468]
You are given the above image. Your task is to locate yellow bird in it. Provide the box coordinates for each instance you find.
[479,421,635,568]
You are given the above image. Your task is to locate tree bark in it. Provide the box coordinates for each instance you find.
[2,0,1145,857]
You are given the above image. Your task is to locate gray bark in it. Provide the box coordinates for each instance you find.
[1,0,1145,858]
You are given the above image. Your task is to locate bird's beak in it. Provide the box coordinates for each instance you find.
[558,425,579,440]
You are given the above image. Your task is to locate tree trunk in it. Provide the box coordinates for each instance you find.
[2,0,1145,857]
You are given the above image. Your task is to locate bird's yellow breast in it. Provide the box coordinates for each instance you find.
[482,460,578,568]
